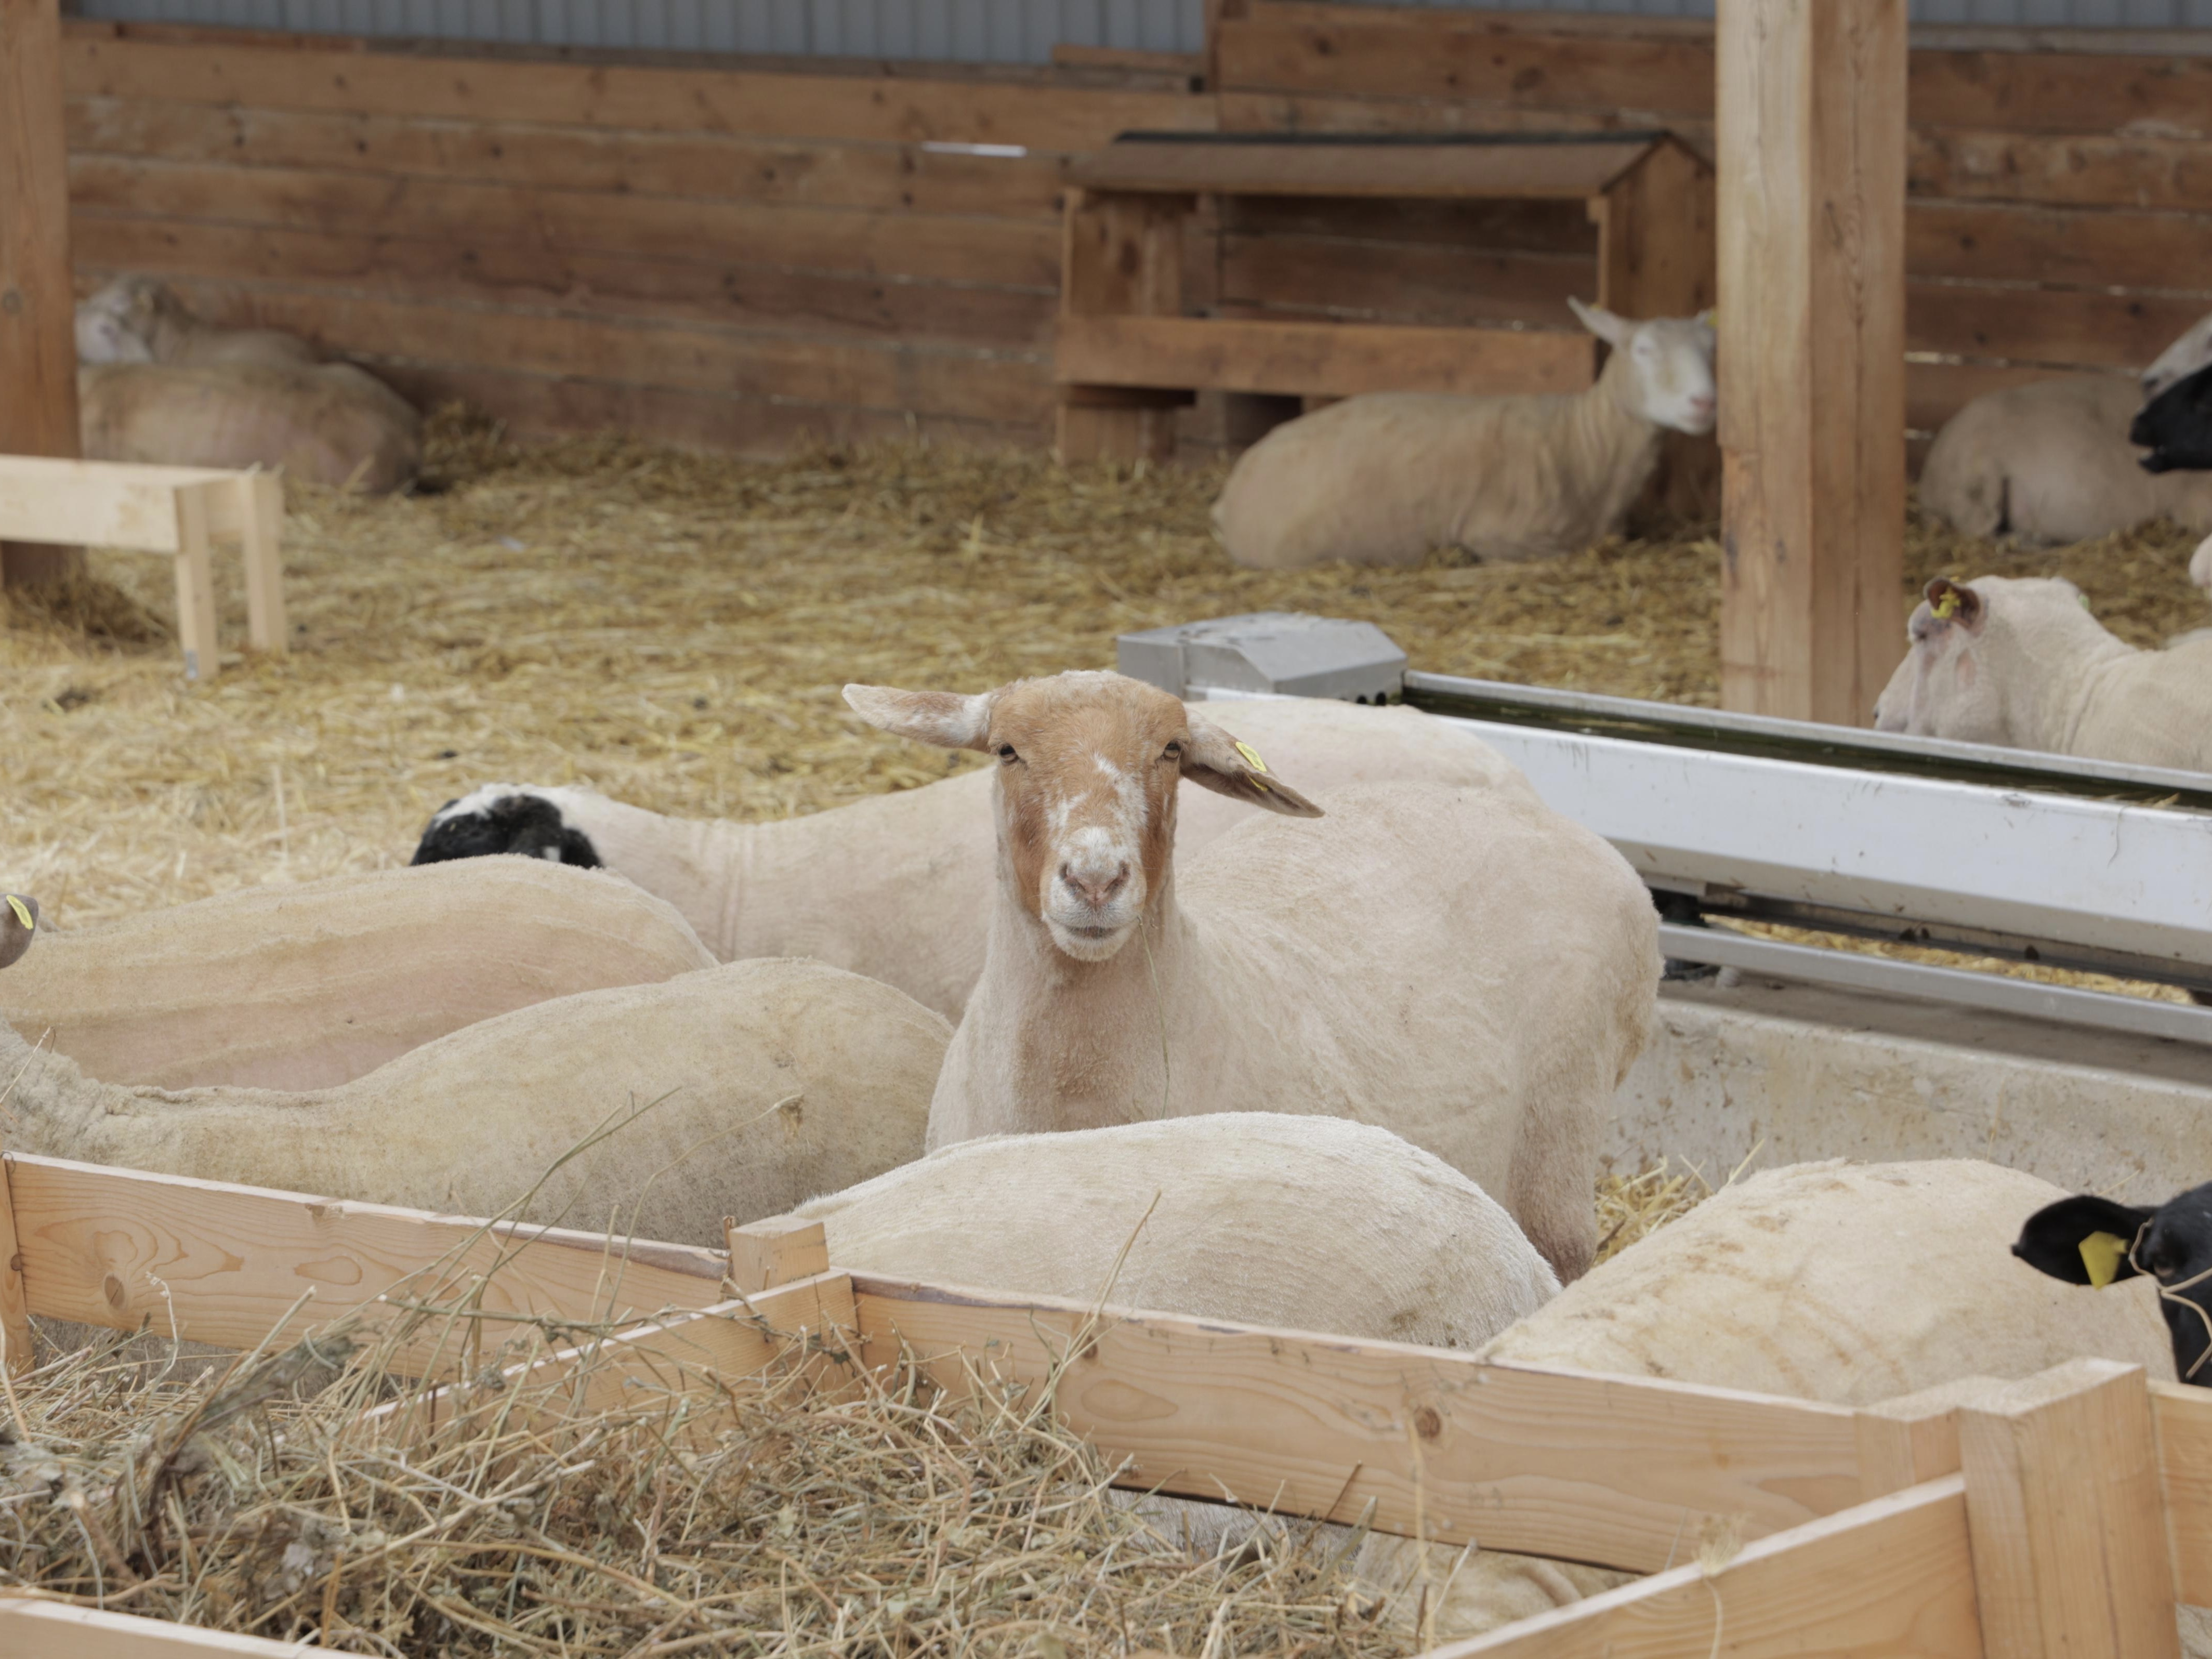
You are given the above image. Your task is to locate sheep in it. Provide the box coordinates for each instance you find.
[2197,533,2212,594]
[0,943,946,1250]
[1918,373,2212,545]
[80,361,422,493]
[75,275,322,372]
[1209,299,1716,570]
[793,1113,1559,1349]
[2134,362,2212,473]
[1872,574,2212,771]
[411,694,1532,1021]
[2145,305,2212,400]
[2,892,35,970]
[0,860,715,1091]
[843,668,1660,1283]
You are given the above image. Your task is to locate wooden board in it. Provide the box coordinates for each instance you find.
[8,1153,735,1374]
[1426,1476,1981,1659]
[0,1600,307,1658]
[1070,136,1657,199]
[2152,1379,2212,1607]
[1218,239,1594,331]
[1908,128,2212,214]
[0,455,261,552]
[1055,313,1595,398]
[853,1276,1874,1573]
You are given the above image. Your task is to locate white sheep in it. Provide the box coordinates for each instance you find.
[794,1113,1559,1349]
[2195,532,2212,595]
[413,694,1530,1021]
[844,668,1660,1282]
[1210,299,1716,570]
[75,275,322,371]
[0,859,715,1090]
[1873,574,2212,771]
[1919,373,2212,546]
[0,946,946,1250]
[2146,305,2212,400]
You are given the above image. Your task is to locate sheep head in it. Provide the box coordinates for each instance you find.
[1,893,37,971]
[2144,306,2212,402]
[846,672,1318,963]
[1570,297,1717,437]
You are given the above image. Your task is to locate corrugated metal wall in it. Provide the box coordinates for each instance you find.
[72,0,2212,58]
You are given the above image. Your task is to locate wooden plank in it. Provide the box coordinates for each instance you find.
[1958,1359,2180,1659]
[170,480,218,683]
[1069,136,1654,199]
[70,217,1056,352]
[8,1153,736,1374]
[1717,0,1907,726]
[1057,187,1188,463]
[64,95,1078,219]
[724,1216,828,1294]
[0,0,84,588]
[0,465,185,551]
[1423,1476,1981,1659]
[0,1152,30,1379]
[1216,91,1717,161]
[1907,199,2212,295]
[1218,239,1591,330]
[0,1600,307,1657]
[853,1276,1872,1573]
[238,468,284,655]
[1908,128,2212,214]
[67,155,1064,291]
[1908,281,2212,373]
[60,34,1216,151]
[1055,313,1595,398]
[1221,193,1598,256]
[2153,1379,2212,1607]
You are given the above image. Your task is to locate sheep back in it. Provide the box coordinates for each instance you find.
[1919,376,2187,544]
[797,1113,1558,1349]
[1481,1160,2175,1404]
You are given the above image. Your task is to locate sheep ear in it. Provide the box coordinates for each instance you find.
[2012,1194,2155,1288]
[844,684,993,751]
[1180,716,1323,818]
[1923,578,1985,632]
[1568,296,1631,348]
[1,893,38,971]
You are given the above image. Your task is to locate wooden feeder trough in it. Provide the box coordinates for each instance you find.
[1054,130,1715,481]
[0,1145,2205,1658]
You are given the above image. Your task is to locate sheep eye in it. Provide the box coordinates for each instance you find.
[996,744,1020,764]
[1162,741,1184,762]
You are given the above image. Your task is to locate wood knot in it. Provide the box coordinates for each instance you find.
[102,1272,128,1312]
[1413,1406,1443,1441]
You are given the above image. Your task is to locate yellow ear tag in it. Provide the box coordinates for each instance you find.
[2080,1231,2130,1289]
[1931,589,1961,622]
[1234,741,1268,774]
[5,896,31,931]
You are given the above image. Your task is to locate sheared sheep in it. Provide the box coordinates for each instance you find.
[1873,574,2212,770]
[75,275,322,371]
[1,860,715,1090]
[2146,305,2212,400]
[0,931,946,1249]
[1210,299,1716,569]
[2134,362,2212,473]
[80,361,422,493]
[411,695,1530,1021]
[844,668,1660,1283]
[1919,373,2212,545]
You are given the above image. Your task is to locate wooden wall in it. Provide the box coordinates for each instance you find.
[56,4,2212,458]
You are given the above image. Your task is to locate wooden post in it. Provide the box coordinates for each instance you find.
[1055,188,1189,465]
[172,482,220,682]
[0,1151,33,1378]
[239,470,287,654]
[723,1216,829,1296]
[0,0,83,589]
[1716,0,1906,723]
[1958,1360,2181,1659]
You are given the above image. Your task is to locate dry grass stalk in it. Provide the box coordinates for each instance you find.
[1592,1158,1718,1267]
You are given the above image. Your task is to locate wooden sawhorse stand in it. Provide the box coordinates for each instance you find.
[0,456,285,680]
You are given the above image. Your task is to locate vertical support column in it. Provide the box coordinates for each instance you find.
[172,483,219,681]
[1958,1359,2181,1659]
[0,1151,31,1378]
[1716,0,1906,723]
[1594,139,1720,525]
[240,470,287,654]
[1055,187,1190,465]
[0,0,83,589]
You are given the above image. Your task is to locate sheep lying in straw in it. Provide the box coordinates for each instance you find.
[1918,373,2212,545]
[413,694,1529,1021]
[0,911,945,1247]
[844,668,1659,1283]
[1210,298,1716,569]
[1873,574,2212,771]
[76,274,323,372]
[1,860,714,1090]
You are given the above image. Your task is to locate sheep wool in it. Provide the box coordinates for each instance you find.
[2,860,717,1091]
[0,958,947,1251]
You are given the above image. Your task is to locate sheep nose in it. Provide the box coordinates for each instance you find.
[1688,394,1716,419]
[1060,861,1128,908]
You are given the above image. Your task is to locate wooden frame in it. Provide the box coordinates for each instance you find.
[1,1149,2206,1657]
[0,455,286,679]
[1052,131,1716,476]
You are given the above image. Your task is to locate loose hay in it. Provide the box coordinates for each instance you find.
[1,1289,1428,1657]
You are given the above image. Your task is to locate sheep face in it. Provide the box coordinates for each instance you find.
[2144,307,2212,401]
[1568,298,1716,437]
[1,894,37,971]
[74,278,161,365]
[845,672,1318,963]
[2014,1184,2212,1385]
[1874,577,2008,743]
[2129,363,2212,475]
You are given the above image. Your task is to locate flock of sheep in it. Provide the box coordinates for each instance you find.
[3,660,2206,1639]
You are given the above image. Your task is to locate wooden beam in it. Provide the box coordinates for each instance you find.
[723,1215,829,1295]
[1069,136,1657,199]
[853,1275,1872,1573]
[1056,187,1189,464]
[1055,314,1595,399]
[0,0,84,588]
[1716,0,1906,723]
[0,1599,308,1657]
[2153,1379,2212,1608]
[1959,1359,2181,1659]
[0,1154,32,1378]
